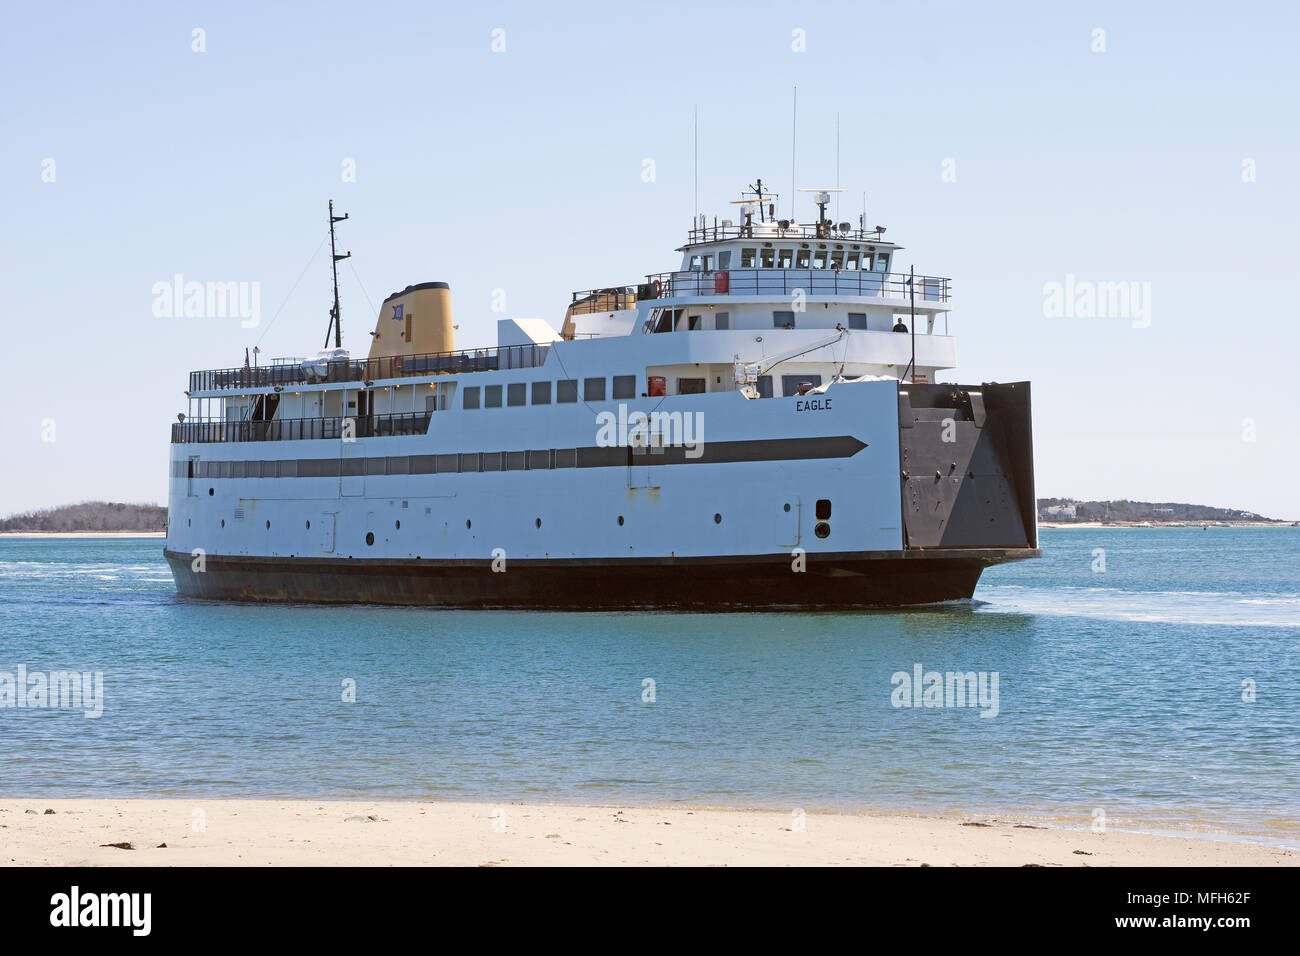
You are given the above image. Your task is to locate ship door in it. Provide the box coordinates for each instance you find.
[319,513,336,554]
[626,439,659,490]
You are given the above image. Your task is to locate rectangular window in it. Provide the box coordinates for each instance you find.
[460,453,480,472]
[687,315,701,330]
[507,383,526,407]
[812,249,828,269]
[718,250,731,269]
[463,386,481,409]
[848,312,867,330]
[365,457,385,476]
[531,381,551,405]
[677,378,706,395]
[280,459,297,478]
[505,451,526,470]
[484,384,502,408]
[740,248,756,267]
[554,448,577,468]
[612,375,636,399]
[583,377,606,401]
[528,449,551,470]
[829,250,844,270]
[436,453,459,473]
[760,248,775,268]
[777,248,793,268]
[846,251,860,270]
[773,310,795,328]
[795,249,810,269]
[410,455,436,474]
[689,254,705,271]
[757,375,773,398]
[481,452,502,471]
[875,253,889,272]
[781,374,823,397]
[557,379,578,403]
[715,312,730,330]
[341,458,364,477]
[386,456,409,474]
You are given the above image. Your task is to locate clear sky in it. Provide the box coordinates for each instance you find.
[3,0,1297,518]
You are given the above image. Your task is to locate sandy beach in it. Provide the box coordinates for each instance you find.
[1,800,1293,867]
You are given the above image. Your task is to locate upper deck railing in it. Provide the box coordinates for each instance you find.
[188,343,551,393]
[569,270,949,315]
[684,221,888,245]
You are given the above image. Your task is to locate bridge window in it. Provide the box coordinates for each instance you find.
[875,253,889,272]
[484,385,502,408]
[584,377,606,401]
[718,251,731,269]
[740,248,757,267]
[557,379,578,403]
[689,254,713,271]
[531,381,551,405]
[463,386,480,409]
[773,310,795,329]
[812,249,827,269]
[760,248,775,268]
[777,248,793,268]
[613,375,636,399]
[845,251,859,270]
[829,250,844,270]
[795,249,810,269]
[507,383,526,407]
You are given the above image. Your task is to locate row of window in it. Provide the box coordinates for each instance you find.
[687,248,890,272]
[463,375,637,409]
[185,446,631,481]
[771,311,869,329]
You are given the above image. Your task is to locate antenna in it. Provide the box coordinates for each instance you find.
[325,199,351,350]
[790,85,797,222]
[693,105,699,224]
[835,113,840,222]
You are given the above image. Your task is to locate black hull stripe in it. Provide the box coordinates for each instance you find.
[171,435,868,479]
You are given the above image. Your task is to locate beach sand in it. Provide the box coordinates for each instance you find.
[1,800,1293,867]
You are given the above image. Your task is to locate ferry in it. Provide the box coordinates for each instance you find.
[166,183,1040,607]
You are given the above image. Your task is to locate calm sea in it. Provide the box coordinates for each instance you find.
[1,528,1296,838]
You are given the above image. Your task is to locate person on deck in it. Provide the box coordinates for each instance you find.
[893,319,909,332]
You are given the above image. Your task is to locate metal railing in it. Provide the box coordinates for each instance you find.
[188,343,551,393]
[569,270,949,314]
[171,412,432,444]
[684,222,888,245]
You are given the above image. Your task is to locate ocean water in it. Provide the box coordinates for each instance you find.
[1,528,1296,839]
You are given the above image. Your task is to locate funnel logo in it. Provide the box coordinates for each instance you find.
[391,303,404,321]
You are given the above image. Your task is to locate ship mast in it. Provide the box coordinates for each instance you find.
[324,199,351,349]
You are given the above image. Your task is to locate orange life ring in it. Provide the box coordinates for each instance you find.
[652,278,662,298]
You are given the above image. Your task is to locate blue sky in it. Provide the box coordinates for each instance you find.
[2,0,1297,518]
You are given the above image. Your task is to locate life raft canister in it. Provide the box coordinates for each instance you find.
[648,376,667,397]
[714,270,730,293]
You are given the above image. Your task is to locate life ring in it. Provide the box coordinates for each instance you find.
[651,278,662,298]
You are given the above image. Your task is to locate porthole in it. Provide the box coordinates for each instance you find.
[783,503,791,512]
[713,513,722,524]
[365,532,375,546]
[305,520,311,530]
[816,499,832,520]
[617,515,624,526]
[535,518,542,528]
[466,519,472,529]
[220,519,225,528]
[814,522,831,539]
[266,520,270,529]
[187,518,191,527]
[208,488,214,496]
[395,520,401,530]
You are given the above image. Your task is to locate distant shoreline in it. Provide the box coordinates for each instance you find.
[0,531,166,538]
[1038,521,1295,529]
